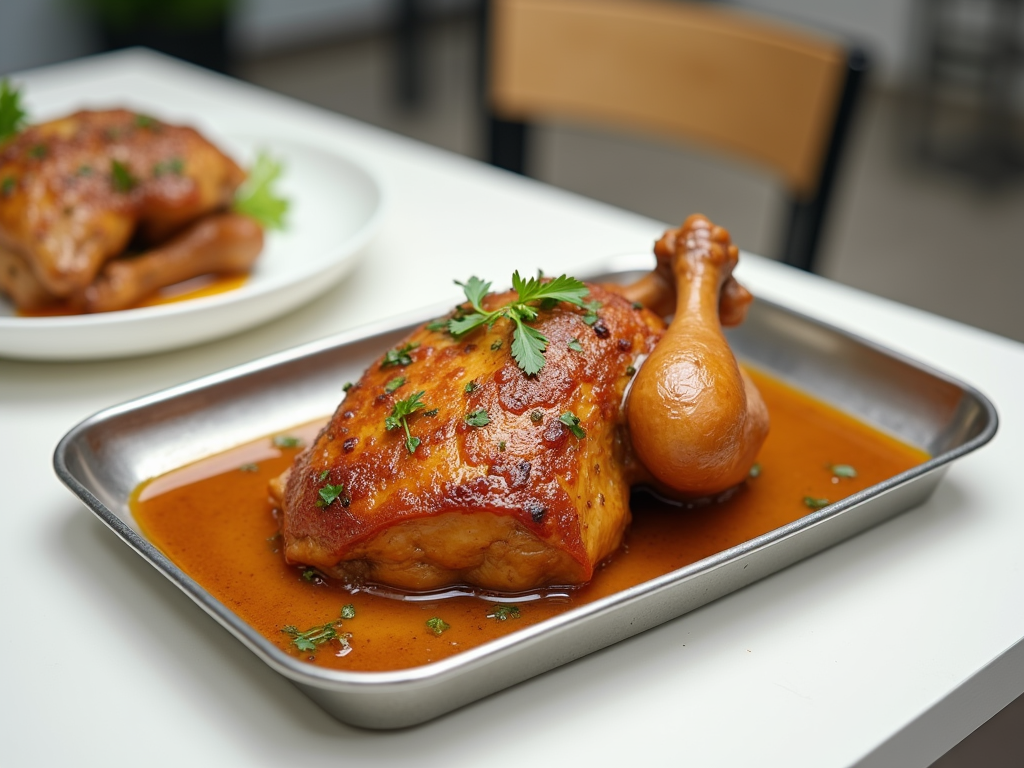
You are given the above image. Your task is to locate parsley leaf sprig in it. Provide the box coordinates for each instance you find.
[282,621,339,653]
[110,159,137,193]
[449,272,590,376]
[381,342,419,368]
[386,390,429,453]
[282,607,354,654]
[0,79,27,144]
[233,150,289,230]
[559,411,586,439]
[426,617,450,636]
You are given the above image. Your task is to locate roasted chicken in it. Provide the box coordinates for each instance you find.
[0,108,263,312]
[272,214,769,593]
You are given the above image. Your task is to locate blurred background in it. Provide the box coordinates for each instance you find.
[2,0,1022,345]
[1,0,1022,763]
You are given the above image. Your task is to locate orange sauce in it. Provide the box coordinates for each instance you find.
[17,273,248,317]
[131,368,927,672]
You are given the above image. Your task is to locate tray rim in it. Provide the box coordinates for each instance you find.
[52,262,1000,693]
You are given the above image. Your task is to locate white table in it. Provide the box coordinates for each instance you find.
[2,50,1021,768]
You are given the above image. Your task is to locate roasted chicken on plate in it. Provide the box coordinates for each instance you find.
[272,214,769,593]
[0,82,285,313]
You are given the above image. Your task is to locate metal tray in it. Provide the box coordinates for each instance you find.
[53,262,998,729]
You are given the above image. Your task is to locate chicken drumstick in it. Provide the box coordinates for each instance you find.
[624,214,769,498]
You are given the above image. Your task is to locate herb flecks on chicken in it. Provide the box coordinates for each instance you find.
[271,214,769,593]
[0,103,286,313]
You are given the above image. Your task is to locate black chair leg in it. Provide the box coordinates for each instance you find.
[489,117,529,175]
[397,0,423,108]
[779,47,869,273]
[780,197,824,272]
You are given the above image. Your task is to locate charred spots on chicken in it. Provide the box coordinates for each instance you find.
[343,437,359,453]
[542,418,568,447]
[529,504,547,524]
[617,338,632,353]
[593,320,610,339]
[510,460,532,489]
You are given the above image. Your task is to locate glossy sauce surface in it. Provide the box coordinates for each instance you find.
[131,368,928,672]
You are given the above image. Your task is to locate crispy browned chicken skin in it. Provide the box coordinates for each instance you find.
[0,109,255,311]
[273,283,664,592]
[273,214,769,593]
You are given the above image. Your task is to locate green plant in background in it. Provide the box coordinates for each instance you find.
[71,0,236,31]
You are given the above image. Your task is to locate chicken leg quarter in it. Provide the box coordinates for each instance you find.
[272,214,768,592]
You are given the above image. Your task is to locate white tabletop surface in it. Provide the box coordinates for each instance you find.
[2,50,1021,768]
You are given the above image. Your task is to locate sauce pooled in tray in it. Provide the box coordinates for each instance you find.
[131,367,927,673]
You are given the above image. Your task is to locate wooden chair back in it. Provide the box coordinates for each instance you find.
[486,0,868,271]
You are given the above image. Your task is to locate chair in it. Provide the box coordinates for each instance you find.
[485,0,868,273]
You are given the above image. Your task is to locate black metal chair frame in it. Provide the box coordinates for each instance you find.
[483,3,868,274]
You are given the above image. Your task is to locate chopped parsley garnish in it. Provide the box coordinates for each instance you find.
[0,79,28,143]
[625,365,636,376]
[426,319,448,332]
[316,482,347,508]
[28,143,47,159]
[423,408,439,417]
[342,382,353,392]
[239,463,259,473]
[581,300,602,325]
[110,159,136,193]
[464,381,479,393]
[748,462,762,478]
[341,604,356,620]
[233,151,289,230]
[568,338,584,353]
[559,411,586,439]
[487,605,521,621]
[829,464,857,478]
[803,496,830,509]
[530,410,543,423]
[498,440,506,451]
[465,409,490,427]
[282,621,339,653]
[385,376,406,394]
[302,568,322,582]
[631,301,644,310]
[273,435,304,448]
[386,390,429,453]
[1,176,14,197]
[134,113,158,129]
[491,339,503,351]
[381,341,419,368]
[153,157,184,177]
[318,470,330,481]
[425,617,450,636]
[449,272,590,375]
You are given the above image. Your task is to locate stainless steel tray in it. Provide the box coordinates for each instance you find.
[53,262,998,729]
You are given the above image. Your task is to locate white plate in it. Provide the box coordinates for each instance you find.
[0,137,384,361]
